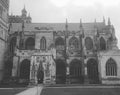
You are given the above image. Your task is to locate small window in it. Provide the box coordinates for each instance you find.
[40,37,46,50]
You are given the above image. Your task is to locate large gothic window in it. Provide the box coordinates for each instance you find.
[100,37,106,50]
[55,37,64,50]
[69,37,79,50]
[40,37,46,50]
[25,37,35,50]
[106,58,117,76]
[85,37,93,50]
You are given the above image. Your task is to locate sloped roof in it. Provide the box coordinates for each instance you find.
[10,22,106,32]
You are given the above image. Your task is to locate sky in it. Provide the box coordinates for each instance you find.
[9,0,120,48]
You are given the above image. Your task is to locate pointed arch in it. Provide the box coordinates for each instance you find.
[55,37,64,50]
[20,59,30,80]
[100,37,106,50]
[106,58,117,76]
[40,36,46,50]
[55,37,64,46]
[85,37,93,50]
[70,59,84,83]
[69,36,79,50]
[25,37,35,50]
[56,59,66,84]
[87,58,99,84]
[10,37,17,54]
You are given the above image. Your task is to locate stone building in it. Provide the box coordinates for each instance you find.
[9,6,32,23]
[0,0,9,82]
[7,9,120,85]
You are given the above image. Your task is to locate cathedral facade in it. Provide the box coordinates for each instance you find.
[7,8,120,85]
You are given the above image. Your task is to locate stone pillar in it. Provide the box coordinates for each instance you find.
[29,56,37,85]
[50,56,56,84]
[66,59,70,84]
[12,56,19,77]
[84,65,89,84]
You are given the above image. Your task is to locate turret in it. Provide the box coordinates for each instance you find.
[21,5,27,17]
[108,17,111,26]
[27,13,32,23]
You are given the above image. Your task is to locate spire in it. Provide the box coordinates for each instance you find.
[65,18,68,29]
[80,18,82,28]
[28,13,31,19]
[24,4,25,10]
[94,18,96,23]
[22,4,27,17]
[103,16,105,24]
[65,18,68,38]
[108,17,111,26]
[94,18,97,28]
[23,4,26,12]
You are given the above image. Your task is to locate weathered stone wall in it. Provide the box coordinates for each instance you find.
[99,50,120,84]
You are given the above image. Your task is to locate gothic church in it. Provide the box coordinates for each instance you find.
[5,7,120,85]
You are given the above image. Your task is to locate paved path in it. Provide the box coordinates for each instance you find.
[16,85,43,95]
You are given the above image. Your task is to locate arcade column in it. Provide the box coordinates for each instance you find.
[84,63,89,84]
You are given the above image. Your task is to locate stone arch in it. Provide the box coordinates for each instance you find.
[70,59,84,84]
[25,37,35,50]
[69,36,79,50]
[40,36,46,50]
[100,37,106,50]
[85,37,93,50]
[55,59,66,84]
[20,59,30,83]
[87,58,99,84]
[106,58,117,76]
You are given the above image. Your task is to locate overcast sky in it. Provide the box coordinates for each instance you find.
[9,0,120,48]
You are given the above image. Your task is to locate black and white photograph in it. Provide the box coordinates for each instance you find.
[0,0,120,95]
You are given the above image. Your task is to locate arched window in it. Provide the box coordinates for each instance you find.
[106,58,117,76]
[40,37,46,50]
[69,37,79,50]
[55,37,64,46]
[25,37,35,50]
[10,37,17,54]
[85,37,93,50]
[55,37,64,50]
[100,37,106,50]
